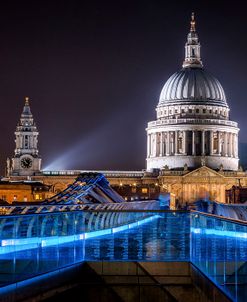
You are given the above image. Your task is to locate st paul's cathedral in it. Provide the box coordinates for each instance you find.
[3,14,247,205]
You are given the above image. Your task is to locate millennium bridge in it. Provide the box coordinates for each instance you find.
[0,173,246,302]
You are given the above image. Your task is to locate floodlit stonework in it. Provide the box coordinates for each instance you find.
[146,13,239,171]
[8,97,42,176]
[3,14,247,206]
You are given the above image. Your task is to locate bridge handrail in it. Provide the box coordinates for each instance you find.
[0,200,161,216]
[42,170,144,177]
[191,210,247,226]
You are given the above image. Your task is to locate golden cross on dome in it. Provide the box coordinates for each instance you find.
[190,12,196,32]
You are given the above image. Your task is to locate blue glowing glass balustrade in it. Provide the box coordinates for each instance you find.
[0,210,246,302]
[0,211,190,287]
[191,212,247,302]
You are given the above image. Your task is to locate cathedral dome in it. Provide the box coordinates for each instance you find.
[158,67,227,107]
[146,13,239,173]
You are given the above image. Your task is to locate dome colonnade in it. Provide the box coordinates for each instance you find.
[146,13,239,171]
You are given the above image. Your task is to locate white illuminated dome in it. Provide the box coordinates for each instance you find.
[159,67,227,107]
[146,14,239,172]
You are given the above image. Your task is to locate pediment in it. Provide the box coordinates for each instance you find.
[183,166,224,178]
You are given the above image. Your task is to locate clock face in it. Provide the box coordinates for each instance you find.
[21,157,33,169]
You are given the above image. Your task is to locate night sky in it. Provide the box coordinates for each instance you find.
[0,0,247,175]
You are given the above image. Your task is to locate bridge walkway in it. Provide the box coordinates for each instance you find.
[0,209,246,302]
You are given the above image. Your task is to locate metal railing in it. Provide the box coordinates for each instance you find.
[0,200,161,216]
[0,209,246,301]
[42,170,145,177]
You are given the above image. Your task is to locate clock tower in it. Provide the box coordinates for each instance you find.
[8,97,42,176]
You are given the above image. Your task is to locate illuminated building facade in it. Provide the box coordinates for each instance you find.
[146,13,239,171]
[8,97,42,177]
[0,181,52,204]
[3,14,247,205]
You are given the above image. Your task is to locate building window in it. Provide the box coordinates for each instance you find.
[23,196,27,202]
[141,188,148,194]
[203,109,206,113]
[175,109,178,113]
[169,110,172,114]
[209,109,212,113]
[189,109,192,113]
[196,109,199,113]
[35,194,41,200]
[131,187,137,193]
[181,109,185,113]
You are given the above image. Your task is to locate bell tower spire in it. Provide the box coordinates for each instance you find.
[183,12,203,68]
[9,97,42,176]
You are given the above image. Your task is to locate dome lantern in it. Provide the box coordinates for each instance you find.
[183,12,203,68]
[158,13,227,108]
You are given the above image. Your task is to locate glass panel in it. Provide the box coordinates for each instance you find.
[191,212,247,302]
[0,209,246,302]
[0,211,190,288]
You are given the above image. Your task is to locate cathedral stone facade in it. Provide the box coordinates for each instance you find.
[8,97,42,176]
[146,13,239,171]
[4,14,247,205]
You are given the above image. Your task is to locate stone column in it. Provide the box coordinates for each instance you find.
[201,130,205,155]
[232,133,235,157]
[147,133,150,158]
[224,132,228,156]
[151,133,155,157]
[229,133,232,157]
[17,135,20,149]
[218,131,221,155]
[154,132,158,157]
[183,131,186,154]
[166,132,170,155]
[159,133,163,156]
[162,132,165,155]
[175,131,178,154]
[192,130,196,155]
[210,131,214,155]
[233,133,236,158]
[170,132,174,155]
[34,135,38,149]
[31,136,34,149]
[236,134,238,158]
